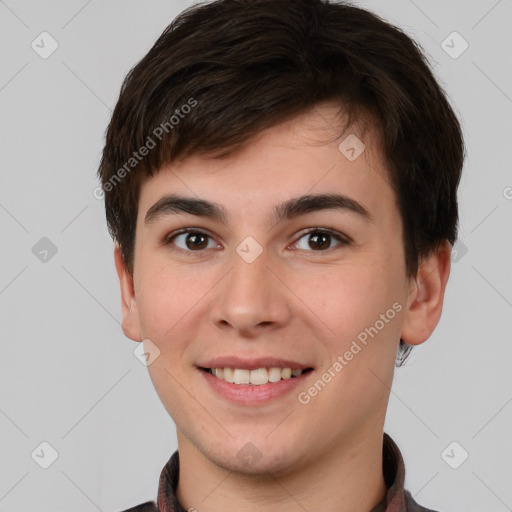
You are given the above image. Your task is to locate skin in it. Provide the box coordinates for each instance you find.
[115,102,451,512]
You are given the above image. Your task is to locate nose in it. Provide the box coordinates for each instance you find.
[209,247,293,337]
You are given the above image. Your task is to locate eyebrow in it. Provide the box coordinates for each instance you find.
[144,193,372,226]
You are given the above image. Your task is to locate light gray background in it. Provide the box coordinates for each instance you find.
[0,0,511,511]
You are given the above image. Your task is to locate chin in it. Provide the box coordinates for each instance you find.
[204,436,307,477]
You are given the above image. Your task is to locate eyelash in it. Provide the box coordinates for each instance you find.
[163,227,351,256]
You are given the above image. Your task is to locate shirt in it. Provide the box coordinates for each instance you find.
[119,433,439,512]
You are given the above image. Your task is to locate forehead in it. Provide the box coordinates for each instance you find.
[137,103,393,222]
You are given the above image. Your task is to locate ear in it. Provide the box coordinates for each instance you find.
[114,244,143,342]
[401,240,451,346]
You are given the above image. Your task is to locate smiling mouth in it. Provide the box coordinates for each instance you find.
[200,367,314,385]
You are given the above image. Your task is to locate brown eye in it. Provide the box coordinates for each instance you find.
[166,230,219,252]
[185,233,209,250]
[308,232,331,250]
[293,229,349,252]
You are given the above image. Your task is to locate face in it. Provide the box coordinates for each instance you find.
[116,103,443,476]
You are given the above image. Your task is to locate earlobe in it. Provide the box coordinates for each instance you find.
[114,244,143,342]
[400,241,451,346]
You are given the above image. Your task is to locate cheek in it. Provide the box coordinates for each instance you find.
[134,260,227,377]
[292,261,397,340]
[135,261,200,340]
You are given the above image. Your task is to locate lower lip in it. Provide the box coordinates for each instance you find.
[200,369,313,405]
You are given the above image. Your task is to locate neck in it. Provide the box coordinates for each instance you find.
[175,427,387,512]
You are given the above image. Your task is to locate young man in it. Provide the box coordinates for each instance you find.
[98,0,464,510]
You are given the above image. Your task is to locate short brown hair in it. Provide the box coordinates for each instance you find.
[98,0,465,361]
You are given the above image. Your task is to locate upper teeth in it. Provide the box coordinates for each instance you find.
[210,367,304,385]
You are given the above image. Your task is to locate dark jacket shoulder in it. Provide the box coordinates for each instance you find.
[404,490,440,511]
[117,500,157,512]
